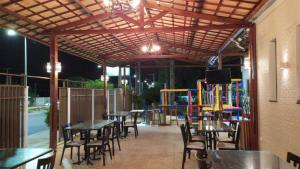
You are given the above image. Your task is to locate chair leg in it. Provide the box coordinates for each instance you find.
[77,146,81,163]
[107,143,113,160]
[182,149,186,169]
[188,150,191,159]
[93,147,96,159]
[60,146,66,165]
[136,125,139,136]
[124,127,128,137]
[70,147,73,159]
[87,147,90,165]
[117,135,121,151]
[112,138,115,156]
[134,127,137,138]
[102,147,106,166]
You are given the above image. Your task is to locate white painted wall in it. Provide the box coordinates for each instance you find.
[255,0,300,158]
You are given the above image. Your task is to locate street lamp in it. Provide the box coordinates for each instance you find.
[6,29,28,86]
[46,62,62,73]
[6,29,17,36]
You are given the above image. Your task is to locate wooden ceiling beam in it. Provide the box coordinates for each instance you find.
[107,54,187,60]
[144,2,245,23]
[144,11,168,26]
[43,12,110,33]
[52,23,248,35]
[115,12,140,26]
[161,41,214,54]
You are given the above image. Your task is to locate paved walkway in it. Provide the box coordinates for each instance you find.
[27,129,49,148]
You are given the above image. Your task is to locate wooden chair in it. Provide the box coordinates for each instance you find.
[287,152,300,169]
[124,112,138,138]
[217,123,241,150]
[86,125,113,166]
[110,121,121,156]
[185,120,206,146]
[180,124,206,169]
[37,152,56,169]
[60,125,85,165]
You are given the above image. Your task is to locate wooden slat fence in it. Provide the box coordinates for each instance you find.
[59,87,132,139]
[94,89,104,120]
[0,85,24,148]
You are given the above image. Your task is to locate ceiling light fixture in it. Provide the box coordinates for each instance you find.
[104,0,140,12]
[141,40,161,53]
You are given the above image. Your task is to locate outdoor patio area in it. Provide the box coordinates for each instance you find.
[53,125,196,169]
[1,0,300,169]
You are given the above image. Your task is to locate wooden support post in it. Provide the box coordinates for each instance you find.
[248,23,258,150]
[169,60,175,105]
[118,67,122,88]
[217,54,223,112]
[103,61,107,114]
[137,62,141,95]
[49,34,58,150]
[123,67,126,110]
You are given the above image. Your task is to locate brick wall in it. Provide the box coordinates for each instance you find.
[255,0,300,159]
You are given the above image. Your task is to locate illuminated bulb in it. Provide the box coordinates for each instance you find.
[6,29,17,36]
[141,45,148,53]
[130,0,140,9]
[101,75,110,81]
[46,63,51,73]
[56,62,62,72]
[46,62,62,73]
[103,0,112,7]
[152,44,161,52]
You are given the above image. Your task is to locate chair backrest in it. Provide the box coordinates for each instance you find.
[80,130,88,140]
[133,112,138,125]
[184,115,189,123]
[234,123,241,149]
[287,152,300,169]
[112,121,120,137]
[37,152,56,169]
[102,125,112,144]
[180,124,187,147]
[185,120,192,142]
[62,124,73,144]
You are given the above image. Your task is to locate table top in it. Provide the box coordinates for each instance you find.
[206,150,294,169]
[130,109,145,113]
[191,120,234,132]
[108,111,129,116]
[0,148,52,169]
[65,120,115,130]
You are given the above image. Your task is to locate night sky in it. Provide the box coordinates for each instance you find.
[0,28,242,96]
[0,29,101,96]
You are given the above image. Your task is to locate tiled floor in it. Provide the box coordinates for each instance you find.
[27,125,199,169]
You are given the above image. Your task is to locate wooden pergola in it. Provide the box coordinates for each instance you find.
[0,0,267,149]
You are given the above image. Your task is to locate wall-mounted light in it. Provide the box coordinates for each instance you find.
[280,62,289,69]
[46,62,61,73]
[121,79,128,85]
[101,75,110,82]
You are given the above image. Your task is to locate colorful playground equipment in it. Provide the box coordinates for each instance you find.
[159,79,246,125]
